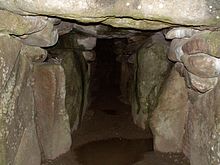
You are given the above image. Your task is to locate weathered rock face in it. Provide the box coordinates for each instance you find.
[150,68,189,153]
[20,19,59,47]
[48,32,90,131]
[2,1,220,165]
[167,28,220,93]
[132,32,171,129]
[183,83,220,165]
[0,10,48,35]
[32,64,71,160]
[1,0,220,29]
[165,27,220,165]
[0,13,83,164]
[61,50,87,130]
[0,35,41,165]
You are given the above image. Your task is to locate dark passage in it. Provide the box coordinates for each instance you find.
[44,39,189,165]
[90,39,121,95]
[73,38,153,165]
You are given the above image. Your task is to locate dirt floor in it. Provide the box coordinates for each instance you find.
[43,87,190,165]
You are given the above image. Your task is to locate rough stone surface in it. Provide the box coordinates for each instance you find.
[67,23,151,39]
[14,123,41,165]
[20,20,58,47]
[166,27,220,165]
[182,31,220,58]
[114,37,148,105]
[165,27,200,39]
[184,82,220,165]
[181,53,219,78]
[0,10,48,35]
[0,34,74,165]
[1,0,220,29]
[132,32,171,129]
[168,38,188,62]
[1,1,220,165]
[167,30,220,93]
[20,45,48,63]
[32,63,72,160]
[150,68,189,153]
[0,35,41,165]
[0,35,22,90]
[48,33,89,131]
[187,72,218,93]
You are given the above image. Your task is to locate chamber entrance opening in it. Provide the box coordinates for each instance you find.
[71,38,154,165]
[45,32,189,165]
[91,38,120,97]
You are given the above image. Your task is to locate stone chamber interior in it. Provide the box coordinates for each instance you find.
[1,2,220,165]
[41,29,189,165]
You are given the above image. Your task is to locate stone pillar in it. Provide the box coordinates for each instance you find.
[150,67,189,153]
[132,32,171,129]
[164,28,220,165]
[0,35,41,165]
[0,10,73,165]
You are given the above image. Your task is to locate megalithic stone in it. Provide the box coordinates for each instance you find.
[174,61,218,93]
[182,31,220,58]
[165,27,200,39]
[168,39,188,62]
[20,20,58,47]
[181,53,220,78]
[174,62,193,89]
[188,72,218,93]
[20,45,47,63]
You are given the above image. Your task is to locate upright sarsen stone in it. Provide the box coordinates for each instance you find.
[132,32,171,129]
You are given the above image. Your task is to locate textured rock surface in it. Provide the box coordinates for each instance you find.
[0,35,41,165]
[187,71,218,93]
[132,33,171,129]
[182,31,220,58]
[48,32,89,131]
[114,37,147,105]
[20,20,58,47]
[20,45,48,63]
[14,124,41,165]
[0,10,48,35]
[0,31,79,164]
[184,82,220,165]
[181,53,219,78]
[32,64,71,160]
[167,30,220,93]
[150,68,189,153]
[166,28,220,165]
[1,1,220,164]
[1,0,220,29]
[165,27,200,39]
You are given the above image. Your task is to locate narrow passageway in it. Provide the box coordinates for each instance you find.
[2,2,220,165]
[44,38,189,165]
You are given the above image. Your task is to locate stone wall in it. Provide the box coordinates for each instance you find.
[151,67,189,153]
[132,32,171,129]
[48,32,92,131]
[0,35,42,165]
[152,28,220,165]
[1,2,220,164]
[0,11,88,165]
